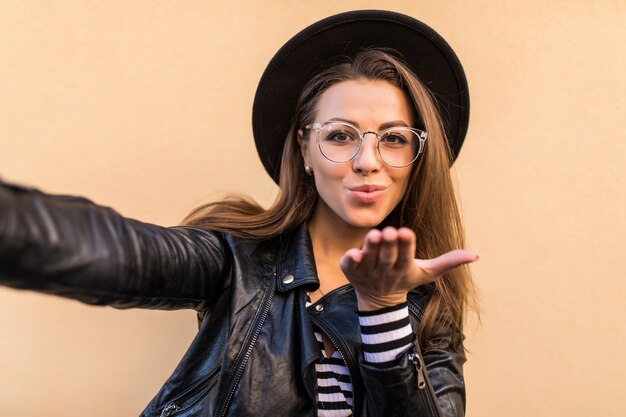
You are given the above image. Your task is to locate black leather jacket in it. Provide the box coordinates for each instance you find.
[0,181,466,417]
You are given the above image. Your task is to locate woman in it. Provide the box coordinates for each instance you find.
[0,10,477,417]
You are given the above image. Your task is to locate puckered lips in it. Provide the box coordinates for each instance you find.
[346,184,388,203]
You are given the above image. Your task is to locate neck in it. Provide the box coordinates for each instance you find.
[306,203,376,301]
[307,201,370,267]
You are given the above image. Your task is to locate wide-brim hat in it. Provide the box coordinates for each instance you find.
[252,9,470,183]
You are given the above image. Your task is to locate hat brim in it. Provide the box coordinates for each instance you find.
[252,10,470,183]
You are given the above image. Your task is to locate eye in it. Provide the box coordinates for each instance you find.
[325,129,358,143]
[381,132,410,145]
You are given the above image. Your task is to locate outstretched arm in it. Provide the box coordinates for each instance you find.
[0,180,230,310]
[341,227,476,417]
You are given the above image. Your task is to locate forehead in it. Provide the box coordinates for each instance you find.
[314,79,414,127]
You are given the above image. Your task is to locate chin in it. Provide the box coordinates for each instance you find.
[346,220,380,230]
[341,201,404,230]
[342,210,388,229]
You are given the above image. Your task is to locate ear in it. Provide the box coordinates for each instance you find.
[297,129,312,168]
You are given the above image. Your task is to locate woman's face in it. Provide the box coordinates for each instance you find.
[299,78,414,231]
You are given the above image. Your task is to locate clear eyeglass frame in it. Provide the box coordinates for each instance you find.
[304,121,428,168]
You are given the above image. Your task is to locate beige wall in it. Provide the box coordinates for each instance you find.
[0,1,624,416]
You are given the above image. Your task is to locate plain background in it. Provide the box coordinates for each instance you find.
[1,1,624,416]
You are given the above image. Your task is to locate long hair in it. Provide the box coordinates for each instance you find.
[182,49,477,351]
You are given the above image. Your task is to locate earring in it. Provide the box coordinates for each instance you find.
[305,166,313,176]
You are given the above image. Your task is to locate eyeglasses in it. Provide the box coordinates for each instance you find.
[304,121,427,168]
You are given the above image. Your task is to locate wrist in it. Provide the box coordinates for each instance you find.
[355,291,408,311]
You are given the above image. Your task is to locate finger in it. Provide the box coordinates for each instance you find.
[377,227,399,271]
[416,249,479,279]
[340,248,363,274]
[359,229,382,270]
[395,227,416,270]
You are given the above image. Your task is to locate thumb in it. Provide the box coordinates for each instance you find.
[339,248,363,274]
[416,249,478,279]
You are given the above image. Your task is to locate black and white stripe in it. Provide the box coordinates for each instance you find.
[313,331,353,417]
[307,295,414,417]
[358,303,414,366]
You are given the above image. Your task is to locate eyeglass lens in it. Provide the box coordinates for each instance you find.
[318,122,421,167]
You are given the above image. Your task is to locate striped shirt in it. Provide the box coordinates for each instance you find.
[307,298,414,417]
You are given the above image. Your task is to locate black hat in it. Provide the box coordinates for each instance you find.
[252,10,470,183]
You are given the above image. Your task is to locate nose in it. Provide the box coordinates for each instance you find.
[352,133,382,175]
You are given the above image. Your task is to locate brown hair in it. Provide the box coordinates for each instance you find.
[182,49,477,351]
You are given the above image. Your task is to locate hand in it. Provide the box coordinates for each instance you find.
[339,227,478,311]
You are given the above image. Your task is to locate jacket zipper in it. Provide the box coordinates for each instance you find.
[407,352,427,390]
[216,279,275,417]
[309,314,357,417]
[407,299,443,417]
[406,299,424,383]
[159,403,179,417]
[158,365,221,416]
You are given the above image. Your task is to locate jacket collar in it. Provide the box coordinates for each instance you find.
[275,223,320,293]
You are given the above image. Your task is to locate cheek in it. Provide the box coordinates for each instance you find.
[392,171,413,201]
[310,147,344,177]
[311,163,352,207]
[312,164,345,192]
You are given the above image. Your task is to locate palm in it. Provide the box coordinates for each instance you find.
[339,227,478,310]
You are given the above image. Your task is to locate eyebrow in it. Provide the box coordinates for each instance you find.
[327,117,410,130]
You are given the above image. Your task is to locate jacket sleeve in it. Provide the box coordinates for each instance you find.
[0,180,231,311]
[421,327,467,417]
[359,319,466,417]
